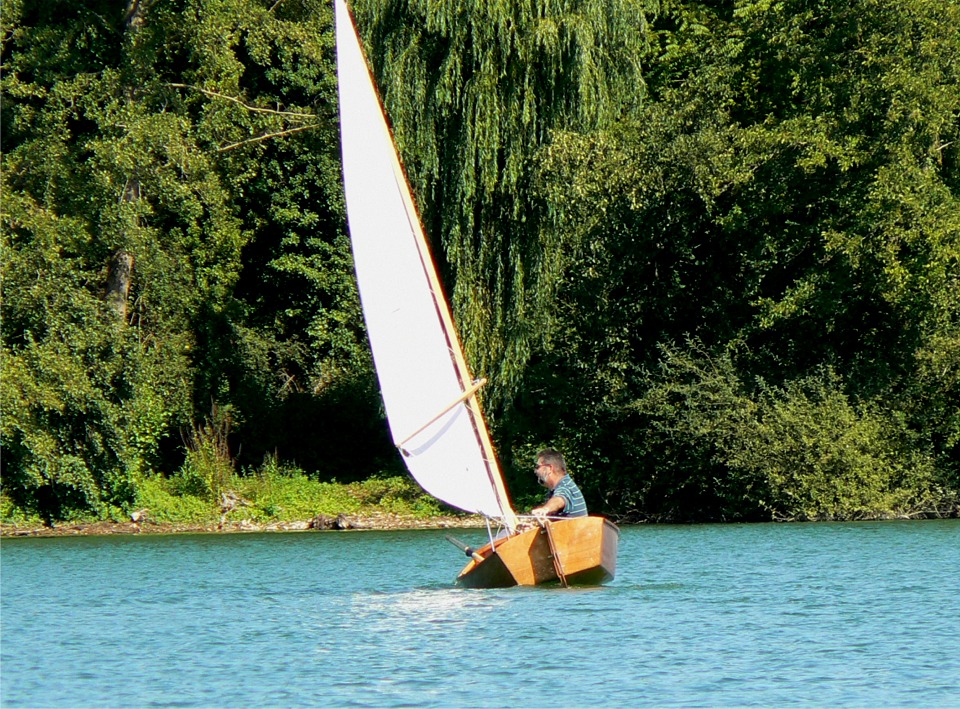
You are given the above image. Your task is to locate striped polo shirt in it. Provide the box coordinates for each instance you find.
[549,475,588,517]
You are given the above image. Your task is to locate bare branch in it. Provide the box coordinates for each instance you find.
[216,124,317,152]
[166,83,316,119]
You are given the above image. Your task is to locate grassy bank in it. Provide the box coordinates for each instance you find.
[0,462,464,532]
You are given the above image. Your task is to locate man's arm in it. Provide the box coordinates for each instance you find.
[530,494,566,517]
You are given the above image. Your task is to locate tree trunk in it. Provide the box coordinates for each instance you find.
[107,2,152,324]
[105,250,135,322]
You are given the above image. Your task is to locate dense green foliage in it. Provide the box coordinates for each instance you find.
[2,0,392,522]
[524,0,960,519]
[2,0,958,524]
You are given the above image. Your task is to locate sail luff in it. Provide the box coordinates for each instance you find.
[379,100,519,532]
[335,0,516,528]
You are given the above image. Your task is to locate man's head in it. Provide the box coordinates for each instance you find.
[534,448,567,488]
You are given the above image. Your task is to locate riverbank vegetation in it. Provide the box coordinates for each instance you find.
[1,433,448,530]
[3,0,958,527]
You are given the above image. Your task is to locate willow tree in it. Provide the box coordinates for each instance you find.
[350,0,657,416]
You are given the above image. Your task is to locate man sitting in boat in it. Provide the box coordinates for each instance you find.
[530,448,588,519]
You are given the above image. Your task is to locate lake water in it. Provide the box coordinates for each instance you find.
[2,521,958,707]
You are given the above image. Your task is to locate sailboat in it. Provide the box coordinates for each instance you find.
[334,0,619,587]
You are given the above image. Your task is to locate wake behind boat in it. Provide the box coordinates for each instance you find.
[334,0,618,587]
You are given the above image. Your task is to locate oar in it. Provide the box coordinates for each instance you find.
[446,534,485,563]
[543,521,569,587]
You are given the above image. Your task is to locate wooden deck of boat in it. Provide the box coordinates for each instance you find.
[456,516,619,588]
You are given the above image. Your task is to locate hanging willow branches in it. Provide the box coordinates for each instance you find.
[352,0,658,412]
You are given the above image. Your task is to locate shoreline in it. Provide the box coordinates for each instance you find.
[1,512,488,538]
[5,511,952,538]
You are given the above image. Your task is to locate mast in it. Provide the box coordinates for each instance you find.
[335,0,517,530]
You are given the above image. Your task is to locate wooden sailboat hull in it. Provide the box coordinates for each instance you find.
[456,516,619,588]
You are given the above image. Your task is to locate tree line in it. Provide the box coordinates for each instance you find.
[2,0,958,523]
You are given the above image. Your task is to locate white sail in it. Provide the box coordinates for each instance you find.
[335,0,516,525]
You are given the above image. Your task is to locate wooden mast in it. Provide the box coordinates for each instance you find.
[385,151,518,531]
[337,0,517,531]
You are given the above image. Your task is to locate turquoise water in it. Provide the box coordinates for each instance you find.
[2,521,958,707]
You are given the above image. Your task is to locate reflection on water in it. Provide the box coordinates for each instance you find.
[2,522,959,707]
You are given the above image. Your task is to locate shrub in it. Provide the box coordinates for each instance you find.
[727,374,939,520]
[171,406,234,502]
[135,476,215,524]
[633,340,943,521]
